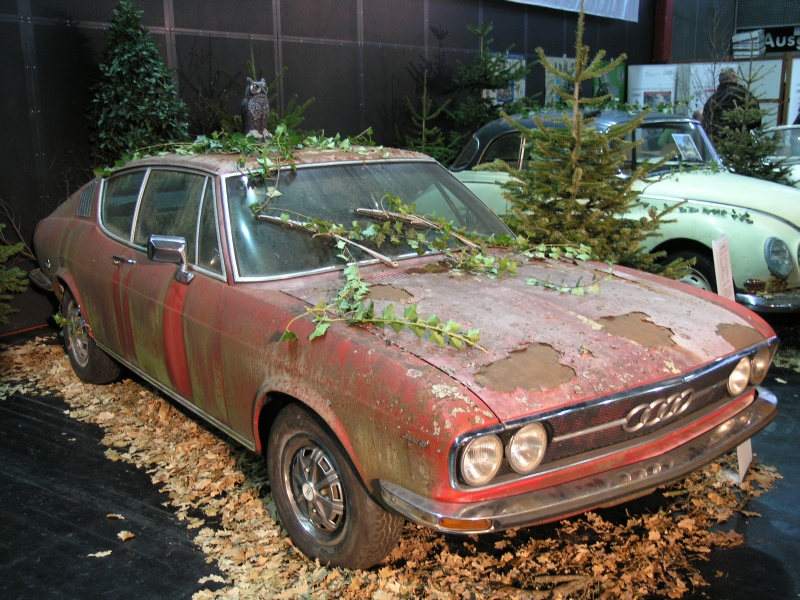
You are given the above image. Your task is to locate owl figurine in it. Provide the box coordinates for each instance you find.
[242,77,271,139]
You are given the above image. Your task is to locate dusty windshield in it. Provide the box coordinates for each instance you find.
[630,122,719,174]
[224,160,508,279]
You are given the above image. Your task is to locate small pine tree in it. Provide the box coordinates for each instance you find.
[713,99,794,184]
[88,0,189,166]
[402,72,453,162]
[448,22,531,136]
[0,224,28,325]
[501,7,676,273]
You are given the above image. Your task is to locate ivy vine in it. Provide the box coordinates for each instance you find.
[98,125,602,351]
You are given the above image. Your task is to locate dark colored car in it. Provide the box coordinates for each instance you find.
[31,146,778,569]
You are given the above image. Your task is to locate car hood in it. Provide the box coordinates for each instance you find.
[640,169,800,224]
[284,254,771,423]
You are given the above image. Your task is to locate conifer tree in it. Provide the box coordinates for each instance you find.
[501,7,676,273]
[88,1,189,166]
[402,73,452,162]
[0,224,27,325]
[712,97,794,185]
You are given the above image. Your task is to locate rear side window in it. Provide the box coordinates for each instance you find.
[100,171,146,240]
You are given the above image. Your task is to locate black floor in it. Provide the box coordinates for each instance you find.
[0,390,224,600]
[1,283,798,599]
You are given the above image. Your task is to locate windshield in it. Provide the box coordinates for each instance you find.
[628,122,720,174]
[768,127,800,160]
[224,160,508,279]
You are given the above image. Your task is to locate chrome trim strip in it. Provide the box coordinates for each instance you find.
[96,343,255,452]
[382,390,776,533]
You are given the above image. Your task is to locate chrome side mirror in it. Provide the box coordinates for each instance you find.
[147,235,194,284]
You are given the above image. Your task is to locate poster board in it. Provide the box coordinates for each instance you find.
[627,65,677,108]
[544,56,577,106]
[484,53,527,105]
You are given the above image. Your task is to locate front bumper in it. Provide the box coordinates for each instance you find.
[737,291,800,313]
[379,389,777,533]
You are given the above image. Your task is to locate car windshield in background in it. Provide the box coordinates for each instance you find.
[224,161,508,279]
[629,122,716,174]
[768,126,800,162]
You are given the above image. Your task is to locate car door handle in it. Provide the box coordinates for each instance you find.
[113,255,136,265]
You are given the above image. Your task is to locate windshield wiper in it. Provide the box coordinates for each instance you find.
[354,208,480,250]
[256,213,399,268]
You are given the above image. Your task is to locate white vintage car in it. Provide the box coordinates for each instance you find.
[451,111,800,313]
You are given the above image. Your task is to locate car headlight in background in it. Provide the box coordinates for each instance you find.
[764,237,793,279]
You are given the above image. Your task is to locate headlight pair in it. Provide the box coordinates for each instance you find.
[727,345,772,396]
[460,423,548,487]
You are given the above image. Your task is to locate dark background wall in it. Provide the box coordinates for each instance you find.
[2,0,658,245]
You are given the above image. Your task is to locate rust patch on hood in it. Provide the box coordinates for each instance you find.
[475,343,575,393]
[717,323,765,350]
[367,284,413,302]
[599,312,674,348]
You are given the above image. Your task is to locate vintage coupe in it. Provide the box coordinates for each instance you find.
[452,111,800,313]
[31,146,778,569]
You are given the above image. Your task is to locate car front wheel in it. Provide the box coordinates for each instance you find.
[267,404,404,569]
[61,290,120,384]
[664,250,717,292]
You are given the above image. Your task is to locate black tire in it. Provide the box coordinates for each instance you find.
[61,290,121,384]
[664,250,717,293]
[267,404,404,569]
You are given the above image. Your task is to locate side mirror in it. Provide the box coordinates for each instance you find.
[147,235,194,284]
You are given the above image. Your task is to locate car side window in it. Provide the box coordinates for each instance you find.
[133,171,208,261]
[481,133,523,167]
[100,171,147,240]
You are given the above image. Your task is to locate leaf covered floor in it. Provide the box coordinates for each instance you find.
[0,338,782,599]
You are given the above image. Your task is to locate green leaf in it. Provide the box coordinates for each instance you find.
[308,322,330,340]
[279,330,298,342]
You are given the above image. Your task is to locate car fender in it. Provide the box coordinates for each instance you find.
[634,193,800,288]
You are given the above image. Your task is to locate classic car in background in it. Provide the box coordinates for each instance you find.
[452,111,800,313]
[766,124,800,188]
[31,146,778,569]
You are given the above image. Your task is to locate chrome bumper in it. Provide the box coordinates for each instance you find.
[736,291,800,313]
[379,389,777,533]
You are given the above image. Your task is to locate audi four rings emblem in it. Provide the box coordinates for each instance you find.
[623,388,695,432]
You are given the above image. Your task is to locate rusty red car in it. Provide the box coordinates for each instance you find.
[31,146,778,570]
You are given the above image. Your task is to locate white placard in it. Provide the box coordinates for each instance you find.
[712,235,735,301]
[712,234,752,482]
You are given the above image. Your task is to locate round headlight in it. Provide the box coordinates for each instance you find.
[507,423,548,475]
[461,435,503,486]
[750,346,772,385]
[764,237,793,279]
[728,357,751,396]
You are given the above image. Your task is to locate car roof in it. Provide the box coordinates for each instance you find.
[472,110,697,140]
[111,146,434,176]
